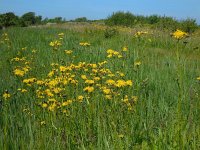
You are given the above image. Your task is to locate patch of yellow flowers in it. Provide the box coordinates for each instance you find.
[107,49,123,58]
[13,60,136,113]
[79,42,90,46]
[2,32,142,117]
[171,29,188,40]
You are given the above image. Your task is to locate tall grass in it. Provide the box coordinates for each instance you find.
[0,26,200,149]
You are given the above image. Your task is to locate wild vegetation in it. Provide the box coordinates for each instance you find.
[0,20,200,149]
[1,11,199,33]
[105,11,199,33]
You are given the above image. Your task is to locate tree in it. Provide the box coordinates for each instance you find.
[105,11,136,27]
[0,12,19,28]
[21,12,36,26]
[54,17,63,23]
[180,19,198,33]
[35,15,42,24]
[74,17,87,22]
[147,15,160,24]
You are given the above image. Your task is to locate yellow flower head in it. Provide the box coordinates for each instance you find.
[65,50,73,54]
[134,31,148,37]
[13,69,25,77]
[42,103,48,108]
[126,80,133,86]
[40,121,46,125]
[23,78,37,85]
[77,95,84,102]
[81,75,87,80]
[60,66,67,72]
[134,61,141,67]
[171,29,188,40]
[105,95,112,100]
[93,77,100,81]
[115,80,127,87]
[85,80,95,84]
[3,92,11,100]
[18,88,28,93]
[79,42,90,46]
[84,86,94,93]
[122,46,128,52]
[62,100,73,106]
[106,79,115,85]
[48,70,54,77]
[58,33,64,36]
[49,40,62,49]
[103,88,111,95]
[107,49,114,54]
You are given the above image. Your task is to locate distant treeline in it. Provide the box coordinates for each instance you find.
[0,11,199,32]
[0,12,67,29]
[0,12,99,29]
[105,11,199,33]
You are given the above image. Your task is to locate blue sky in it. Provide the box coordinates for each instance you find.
[0,0,200,23]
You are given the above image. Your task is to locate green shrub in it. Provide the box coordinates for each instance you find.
[105,11,199,32]
[104,27,119,38]
[105,11,136,27]
[179,19,198,33]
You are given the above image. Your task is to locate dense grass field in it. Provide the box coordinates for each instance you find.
[0,24,200,149]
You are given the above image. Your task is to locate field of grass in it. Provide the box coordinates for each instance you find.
[0,24,200,149]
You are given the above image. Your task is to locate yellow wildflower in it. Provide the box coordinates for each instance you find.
[106,79,115,85]
[134,61,141,67]
[84,86,94,93]
[81,75,87,80]
[40,121,46,125]
[48,71,54,77]
[62,100,73,106]
[77,95,84,102]
[12,57,20,62]
[48,103,57,111]
[58,33,64,36]
[52,88,62,94]
[131,96,138,103]
[65,50,73,54]
[107,49,114,54]
[93,77,100,81]
[48,79,59,87]
[171,29,188,40]
[122,46,128,52]
[103,88,111,95]
[134,31,148,37]
[85,80,95,84]
[122,95,129,103]
[45,89,54,97]
[107,54,113,58]
[116,80,127,87]
[126,80,133,86]
[13,69,25,77]
[79,42,90,46]
[118,55,123,58]
[49,40,62,49]
[36,80,45,85]
[23,78,36,84]
[60,66,67,72]
[117,72,125,77]
[105,95,112,100]
[42,103,48,108]
[3,92,11,100]
[18,88,28,93]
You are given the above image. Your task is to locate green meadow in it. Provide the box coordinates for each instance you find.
[0,24,200,149]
